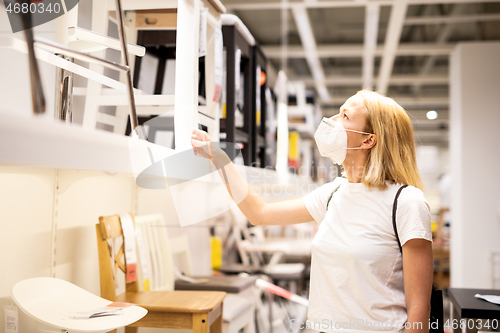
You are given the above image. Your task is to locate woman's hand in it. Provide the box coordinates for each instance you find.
[189,129,314,226]
[192,128,211,143]
[191,129,212,159]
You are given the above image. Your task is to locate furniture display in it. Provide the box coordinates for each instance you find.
[96,213,226,333]
[81,0,225,147]
[125,1,226,143]
[218,208,306,295]
[134,213,256,333]
[0,5,316,333]
[448,288,500,333]
[0,108,313,333]
[0,0,147,131]
[286,83,322,177]
[11,277,148,333]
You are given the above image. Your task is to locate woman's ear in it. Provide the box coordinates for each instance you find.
[363,134,377,149]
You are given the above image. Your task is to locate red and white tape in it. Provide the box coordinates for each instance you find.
[255,278,309,306]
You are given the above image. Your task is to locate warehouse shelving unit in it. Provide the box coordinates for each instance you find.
[220,15,255,165]
[251,44,268,168]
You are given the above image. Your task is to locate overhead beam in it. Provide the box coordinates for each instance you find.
[363,3,380,90]
[262,43,454,58]
[296,74,449,86]
[225,0,500,11]
[408,0,500,5]
[320,96,449,108]
[415,5,465,93]
[226,0,388,10]
[322,107,450,114]
[390,96,449,108]
[291,7,330,102]
[377,0,409,95]
[405,13,500,25]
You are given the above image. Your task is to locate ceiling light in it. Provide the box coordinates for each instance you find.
[427,110,438,120]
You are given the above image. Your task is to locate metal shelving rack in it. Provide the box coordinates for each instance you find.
[220,19,254,165]
[251,44,268,168]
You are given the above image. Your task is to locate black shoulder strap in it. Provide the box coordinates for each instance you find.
[326,183,342,210]
[392,185,408,253]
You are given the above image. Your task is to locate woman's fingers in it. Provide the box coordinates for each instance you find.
[191,130,215,160]
[191,138,211,158]
[192,128,211,142]
[191,138,207,148]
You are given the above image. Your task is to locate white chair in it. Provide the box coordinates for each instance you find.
[81,0,224,142]
[226,208,306,294]
[135,213,256,333]
[218,208,308,333]
[11,277,147,333]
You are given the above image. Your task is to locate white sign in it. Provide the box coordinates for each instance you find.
[4,306,18,333]
[135,229,151,290]
[213,26,223,102]
[235,49,241,91]
[120,214,138,283]
[199,8,208,57]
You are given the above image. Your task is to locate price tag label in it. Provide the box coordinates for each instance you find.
[120,214,138,283]
[4,305,18,333]
[213,27,223,103]
[135,228,151,290]
[199,8,208,57]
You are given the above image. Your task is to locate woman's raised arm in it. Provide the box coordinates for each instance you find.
[191,129,314,226]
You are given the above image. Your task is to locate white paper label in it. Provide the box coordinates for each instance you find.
[4,305,18,333]
[475,294,500,305]
[199,8,208,57]
[120,214,138,283]
[135,228,151,290]
[235,49,241,91]
[221,50,227,118]
[213,27,223,103]
[64,308,124,320]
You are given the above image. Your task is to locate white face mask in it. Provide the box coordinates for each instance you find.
[314,117,373,165]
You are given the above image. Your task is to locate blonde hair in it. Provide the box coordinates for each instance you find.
[356,90,423,191]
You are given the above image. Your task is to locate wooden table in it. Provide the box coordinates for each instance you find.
[448,288,500,333]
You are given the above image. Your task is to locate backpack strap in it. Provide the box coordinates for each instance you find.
[326,183,342,210]
[391,184,443,333]
[392,184,408,253]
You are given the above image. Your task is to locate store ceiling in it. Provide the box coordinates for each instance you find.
[223,0,500,147]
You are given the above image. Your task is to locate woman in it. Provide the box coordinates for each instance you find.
[191,90,433,333]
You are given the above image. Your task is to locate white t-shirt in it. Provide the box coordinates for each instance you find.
[302,177,432,333]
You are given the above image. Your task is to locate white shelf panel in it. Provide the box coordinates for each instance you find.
[107,0,178,11]
[97,94,175,106]
[0,112,315,194]
[0,112,173,174]
[68,27,146,56]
